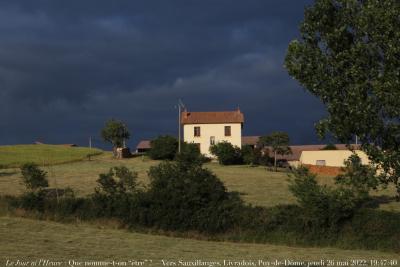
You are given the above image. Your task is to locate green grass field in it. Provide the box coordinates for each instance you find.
[0,144,103,168]
[1,216,399,266]
[0,152,398,211]
[1,147,399,263]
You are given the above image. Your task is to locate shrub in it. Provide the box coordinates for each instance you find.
[148,135,178,160]
[289,160,380,231]
[96,166,137,195]
[341,209,400,251]
[210,141,243,165]
[241,145,262,165]
[174,142,205,169]
[20,163,48,191]
[288,167,358,230]
[92,166,138,218]
[258,153,274,167]
[139,160,243,233]
[18,191,47,212]
[9,188,84,219]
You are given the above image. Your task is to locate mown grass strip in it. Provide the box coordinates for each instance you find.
[0,144,102,168]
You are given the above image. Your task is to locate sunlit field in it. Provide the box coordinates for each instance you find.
[0,144,102,168]
[1,148,399,264]
[1,216,398,266]
[0,151,398,211]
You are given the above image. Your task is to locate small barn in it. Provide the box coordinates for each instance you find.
[300,150,369,167]
[263,144,361,168]
[299,149,369,176]
[135,140,151,153]
[241,136,261,149]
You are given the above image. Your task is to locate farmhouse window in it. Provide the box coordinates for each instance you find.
[316,160,326,166]
[224,126,231,136]
[210,136,215,145]
[194,127,201,137]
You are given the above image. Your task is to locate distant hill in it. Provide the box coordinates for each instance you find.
[0,144,102,168]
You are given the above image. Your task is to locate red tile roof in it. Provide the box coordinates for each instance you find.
[265,144,361,161]
[181,110,244,124]
[136,140,151,149]
[242,136,261,146]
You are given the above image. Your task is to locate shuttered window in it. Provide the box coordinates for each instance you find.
[194,127,201,137]
[224,126,231,136]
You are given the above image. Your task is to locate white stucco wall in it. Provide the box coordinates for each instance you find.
[183,123,242,157]
[300,150,370,167]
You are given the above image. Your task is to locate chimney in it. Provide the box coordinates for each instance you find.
[182,110,189,119]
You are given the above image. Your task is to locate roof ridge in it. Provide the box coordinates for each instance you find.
[183,110,242,113]
[181,110,244,124]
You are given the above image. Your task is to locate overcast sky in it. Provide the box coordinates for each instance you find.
[0,0,329,150]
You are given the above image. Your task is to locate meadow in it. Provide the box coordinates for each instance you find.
[1,152,399,211]
[1,216,399,266]
[0,144,102,168]
[0,146,399,264]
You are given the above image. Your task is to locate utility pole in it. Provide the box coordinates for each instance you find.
[88,136,92,161]
[123,123,127,148]
[178,99,185,154]
[178,104,181,154]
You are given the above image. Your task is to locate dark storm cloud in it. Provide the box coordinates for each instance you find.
[0,0,326,148]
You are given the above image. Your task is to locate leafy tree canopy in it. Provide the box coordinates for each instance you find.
[101,119,130,149]
[20,163,48,191]
[259,132,291,155]
[96,166,138,196]
[285,0,400,195]
[259,132,291,170]
[321,144,337,150]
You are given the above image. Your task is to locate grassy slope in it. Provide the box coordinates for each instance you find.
[0,153,398,211]
[0,144,102,168]
[1,152,399,260]
[1,216,398,265]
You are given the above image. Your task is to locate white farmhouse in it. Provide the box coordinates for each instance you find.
[181,109,244,157]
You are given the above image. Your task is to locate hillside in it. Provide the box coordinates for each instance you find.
[1,153,399,261]
[0,144,102,168]
[0,153,398,212]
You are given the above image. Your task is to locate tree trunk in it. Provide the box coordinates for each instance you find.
[274,151,277,172]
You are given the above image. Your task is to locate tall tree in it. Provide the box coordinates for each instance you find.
[101,119,130,157]
[20,163,48,191]
[259,132,291,171]
[285,0,400,197]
